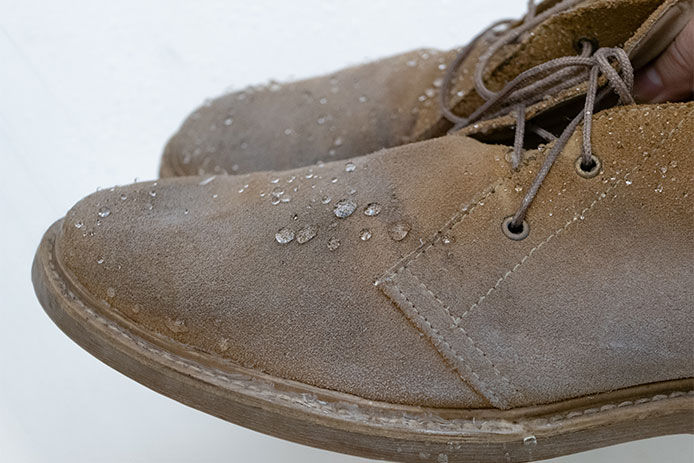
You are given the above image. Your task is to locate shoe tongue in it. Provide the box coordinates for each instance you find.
[446,0,693,141]
[411,0,671,141]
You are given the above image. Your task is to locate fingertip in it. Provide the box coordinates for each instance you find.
[634,67,664,103]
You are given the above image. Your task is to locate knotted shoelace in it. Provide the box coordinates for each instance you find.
[440,0,636,236]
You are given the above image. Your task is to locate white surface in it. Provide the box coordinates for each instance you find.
[0,1,692,462]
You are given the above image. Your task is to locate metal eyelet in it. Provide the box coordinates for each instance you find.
[574,37,599,54]
[502,216,529,241]
[574,154,601,179]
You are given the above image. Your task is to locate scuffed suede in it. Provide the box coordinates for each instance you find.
[55,102,692,409]
[160,47,460,177]
[160,0,674,178]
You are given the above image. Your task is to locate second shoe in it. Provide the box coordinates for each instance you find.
[160,0,677,177]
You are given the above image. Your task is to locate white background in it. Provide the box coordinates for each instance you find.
[0,1,692,461]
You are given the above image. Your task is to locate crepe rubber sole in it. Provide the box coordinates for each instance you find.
[32,219,694,463]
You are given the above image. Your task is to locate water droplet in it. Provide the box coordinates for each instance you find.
[97,207,111,218]
[319,97,328,104]
[224,117,233,126]
[359,229,372,241]
[275,227,295,244]
[364,203,382,216]
[388,221,411,241]
[523,436,537,446]
[358,95,368,103]
[96,257,105,264]
[296,225,318,244]
[284,128,293,135]
[331,177,338,183]
[165,318,189,333]
[321,195,332,204]
[149,190,157,197]
[442,235,455,245]
[327,237,341,251]
[217,338,230,352]
[270,178,280,184]
[184,209,189,215]
[334,136,344,147]
[334,199,357,218]
[74,221,84,229]
[106,287,116,298]
[345,162,356,172]
[199,176,216,186]
[625,180,633,185]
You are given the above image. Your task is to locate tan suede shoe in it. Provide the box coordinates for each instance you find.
[160,0,680,178]
[34,98,693,461]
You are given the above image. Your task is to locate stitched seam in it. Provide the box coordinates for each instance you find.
[389,280,506,407]
[461,105,693,319]
[45,237,694,426]
[464,178,621,318]
[384,103,692,285]
[403,267,520,395]
[379,103,692,397]
[544,390,692,423]
[380,180,505,280]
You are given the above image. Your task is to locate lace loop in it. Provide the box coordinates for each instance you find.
[439,1,636,236]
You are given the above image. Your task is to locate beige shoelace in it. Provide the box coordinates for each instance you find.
[441,0,635,237]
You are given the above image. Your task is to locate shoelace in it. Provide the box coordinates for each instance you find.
[440,0,635,238]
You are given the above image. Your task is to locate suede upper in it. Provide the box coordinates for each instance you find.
[161,47,460,177]
[160,0,673,179]
[57,102,693,409]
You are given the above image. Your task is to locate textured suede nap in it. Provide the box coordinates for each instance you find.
[161,0,670,178]
[57,102,693,409]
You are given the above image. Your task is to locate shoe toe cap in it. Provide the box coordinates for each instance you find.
[55,171,489,409]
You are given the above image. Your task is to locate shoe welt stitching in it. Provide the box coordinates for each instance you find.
[45,235,694,431]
